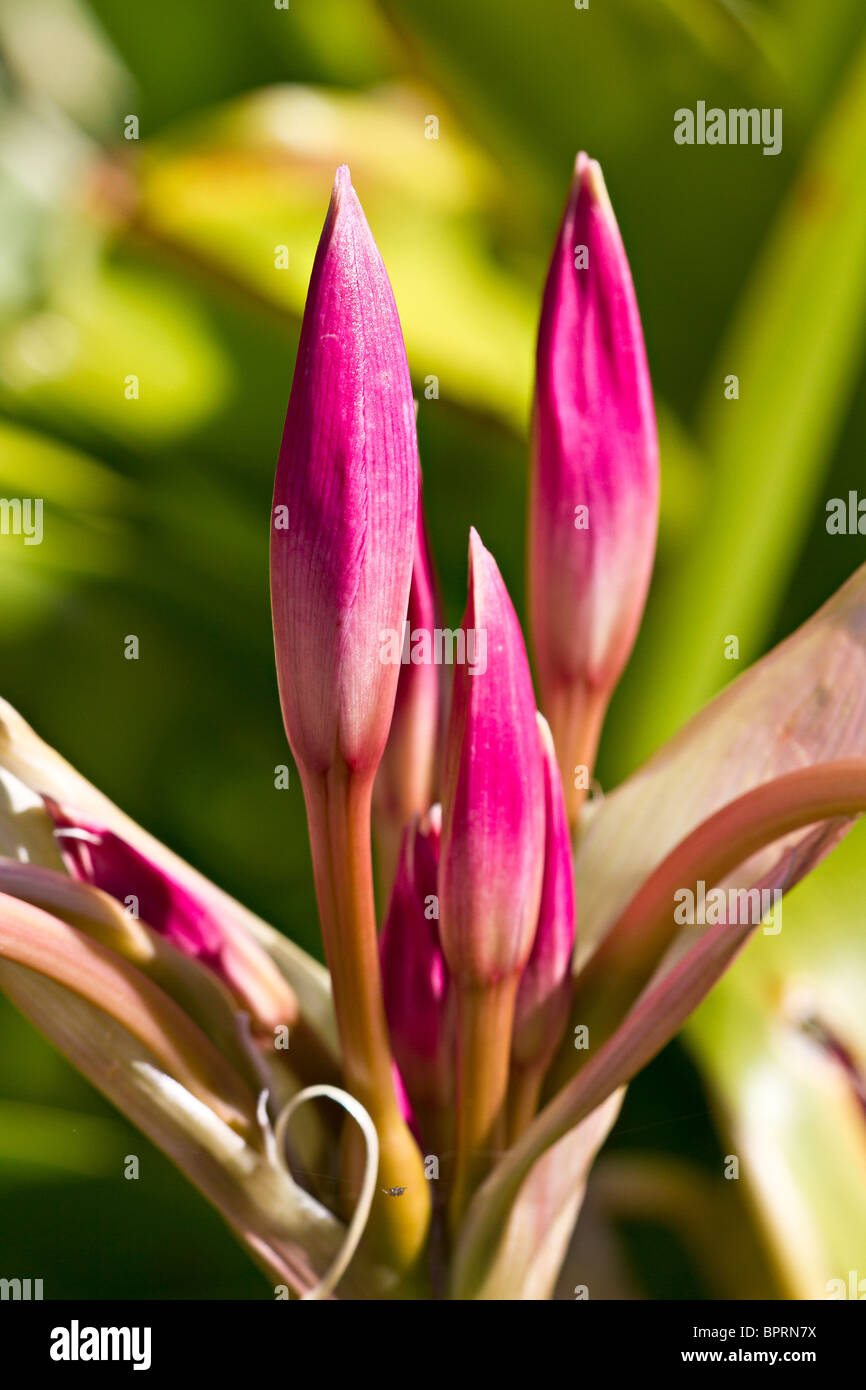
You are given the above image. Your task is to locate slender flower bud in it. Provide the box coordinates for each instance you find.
[440,529,545,1223]
[271,164,418,780]
[270,167,430,1271]
[440,530,545,984]
[380,806,453,1146]
[508,715,576,1139]
[373,486,442,900]
[44,800,297,1035]
[529,153,659,817]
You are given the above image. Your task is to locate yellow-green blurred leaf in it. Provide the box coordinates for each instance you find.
[0,264,231,442]
[136,83,535,428]
[627,32,866,760]
[688,823,866,1298]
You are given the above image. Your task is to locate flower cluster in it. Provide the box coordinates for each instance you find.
[1,158,865,1299]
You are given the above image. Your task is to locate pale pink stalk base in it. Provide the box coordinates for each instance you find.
[0,891,260,1142]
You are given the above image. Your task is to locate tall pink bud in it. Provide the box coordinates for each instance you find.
[269,167,429,1270]
[439,529,545,1223]
[271,164,418,780]
[380,806,453,1150]
[373,487,442,901]
[529,153,659,820]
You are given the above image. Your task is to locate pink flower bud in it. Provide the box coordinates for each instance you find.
[373,484,443,894]
[380,806,452,1121]
[529,154,658,799]
[270,165,418,780]
[439,530,545,984]
[512,715,576,1071]
[45,800,296,1033]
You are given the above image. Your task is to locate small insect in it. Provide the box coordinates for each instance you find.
[381,1186,406,1197]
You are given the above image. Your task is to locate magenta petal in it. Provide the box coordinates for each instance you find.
[512,715,576,1069]
[47,802,220,958]
[529,154,658,708]
[439,530,545,983]
[44,799,287,1029]
[373,482,443,854]
[270,165,418,779]
[380,806,451,1111]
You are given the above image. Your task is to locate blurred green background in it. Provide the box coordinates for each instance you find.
[1,0,865,1298]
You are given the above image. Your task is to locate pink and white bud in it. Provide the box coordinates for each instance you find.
[373,487,442,895]
[529,153,658,806]
[270,164,418,781]
[439,529,545,985]
[380,806,452,1130]
[45,800,296,1033]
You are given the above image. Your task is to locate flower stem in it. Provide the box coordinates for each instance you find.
[506,1061,546,1145]
[544,680,607,828]
[449,974,519,1233]
[302,764,430,1272]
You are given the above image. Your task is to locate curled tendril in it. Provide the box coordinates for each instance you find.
[274,1084,379,1300]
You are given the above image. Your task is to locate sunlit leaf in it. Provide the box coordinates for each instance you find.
[0,263,231,441]
[687,818,866,1298]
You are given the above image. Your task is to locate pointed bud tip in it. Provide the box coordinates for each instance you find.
[536,710,555,760]
[422,801,442,839]
[329,164,356,217]
[573,151,615,227]
[468,525,494,578]
[466,527,497,619]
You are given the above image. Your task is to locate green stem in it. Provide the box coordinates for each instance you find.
[302,765,430,1271]
[506,1061,546,1145]
[544,680,608,829]
[449,975,519,1233]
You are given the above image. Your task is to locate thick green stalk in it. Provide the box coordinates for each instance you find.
[302,764,430,1272]
[506,1061,546,1145]
[545,680,607,827]
[449,974,520,1233]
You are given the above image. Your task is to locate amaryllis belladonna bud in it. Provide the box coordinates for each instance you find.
[269,167,430,1270]
[373,486,442,901]
[270,164,418,781]
[439,529,545,1222]
[440,530,545,985]
[380,806,452,1148]
[529,153,659,818]
[44,800,297,1034]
